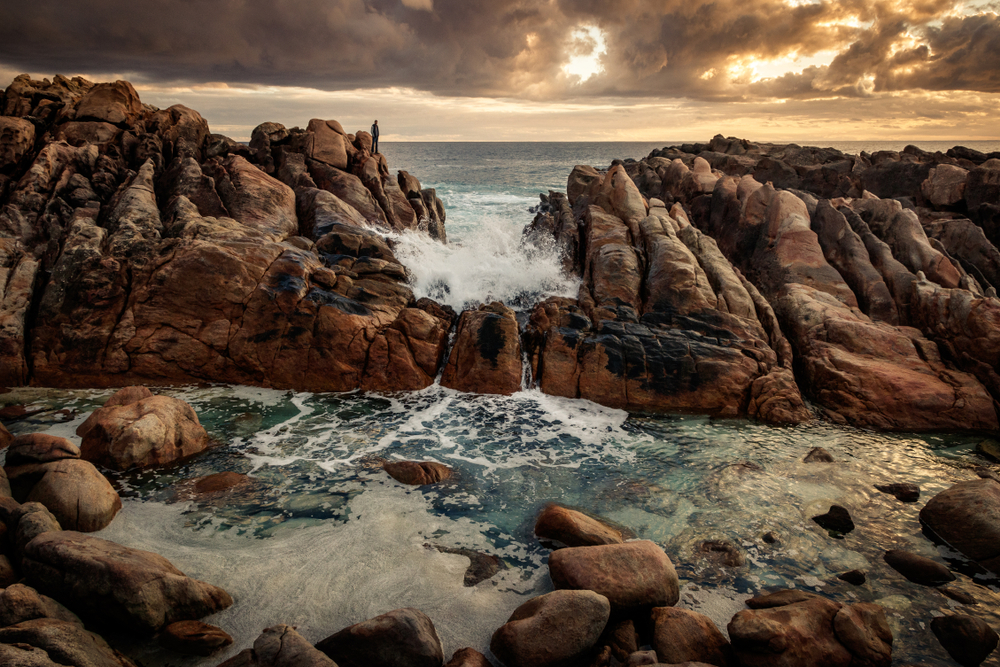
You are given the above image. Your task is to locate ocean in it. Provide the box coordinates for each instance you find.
[3,141,1000,666]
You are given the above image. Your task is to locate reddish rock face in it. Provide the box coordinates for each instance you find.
[316,607,444,667]
[441,302,522,395]
[652,607,733,666]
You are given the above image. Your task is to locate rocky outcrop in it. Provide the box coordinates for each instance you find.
[21,530,233,633]
[441,302,522,395]
[0,75,449,397]
[919,478,1000,574]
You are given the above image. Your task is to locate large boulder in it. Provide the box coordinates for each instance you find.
[315,607,444,667]
[218,624,335,667]
[6,458,121,531]
[77,395,209,470]
[0,117,36,173]
[921,164,968,207]
[490,589,610,667]
[306,119,349,170]
[73,80,142,127]
[21,531,233,633]
[440,302,522,395]
[728,595,891,667]
[548,540,679,612]
[919,478,1000,574]
[930,614,998,667]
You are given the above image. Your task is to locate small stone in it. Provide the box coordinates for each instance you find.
[939,586,977,605]
[931,614,998,666]
[429,544,506,586]
[837,570,867,586]
[159,620,234,656]
[625,650,658,666]
[812,505,855,536]
[382,460,452,486]
[317,607,444,667]
[193,471,251,495]
[883,550,955,586]
[444,647,491,667]
[874,483,920,502]
[804,447,835,462]
[762,531,779,544]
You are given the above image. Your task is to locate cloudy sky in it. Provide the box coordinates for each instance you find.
[2,0,998,141]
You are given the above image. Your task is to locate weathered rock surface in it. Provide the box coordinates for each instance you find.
[651,607,732,666]
[548,540,679,611]
[0,583,82,628]
[218,624,336,667]
[383,460,452,486]
[441,302,522,395]
[21,531,233,632]
[77,394,208,470]
[728,595,892,667]
[315,607,444,667]
[490,589,610,667]
[919,478,1000,573]
[5,458,121,531]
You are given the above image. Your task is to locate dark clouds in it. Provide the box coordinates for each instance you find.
[0,0,998,101]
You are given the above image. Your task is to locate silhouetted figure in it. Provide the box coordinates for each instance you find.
[371,120,379,154]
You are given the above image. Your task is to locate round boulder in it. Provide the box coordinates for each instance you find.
[490,589,610,667]
[9,459,121,532]
[549,540,679,612]
[883,550,954,586]
[534,504,628,547]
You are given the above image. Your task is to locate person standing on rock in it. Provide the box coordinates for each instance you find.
[371,120,380,154]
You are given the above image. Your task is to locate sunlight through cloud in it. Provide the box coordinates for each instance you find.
[562,25,607,83]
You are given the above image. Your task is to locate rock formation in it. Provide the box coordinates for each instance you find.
[0,75,449,395]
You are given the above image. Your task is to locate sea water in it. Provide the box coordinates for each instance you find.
[4,141,1000,666]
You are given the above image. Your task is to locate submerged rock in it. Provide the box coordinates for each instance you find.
[534,504,629,548]
[440,302,522,395]
[874,483,920,502]
[811,505,855,536]
[883,550,955,586]
[803,447,834,463]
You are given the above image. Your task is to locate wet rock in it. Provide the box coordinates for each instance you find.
[919,478,1000,574]
[0,583,81,628]
[219,624,336,667]
[833,603,894,667]
[930,614,998,667]
[428,545,505,586]
[811,505,854,536]
[316,607,444,667]
[444,648,490,667]
[874,483,920,502]
[383,460,452,486]
[549,540,679,612]
[0,117,35,173]
[698,540,745,568]
[490,589,610,667]
[652,607,732,666]
[746,590,821,609]
[77,395,209,470]
[0,617,138,667]
[837,570,867,586]
[22,531,232,633]
[976,440,1000,463]
[6,458,121,532]
[762,531,779,544]
[158,620,233,656]
[883,550,955,586]
[440,302,522,395]
[803,447,834,463]
[4,434,80,466]
[534,504,629,548]
[939,586,977,605]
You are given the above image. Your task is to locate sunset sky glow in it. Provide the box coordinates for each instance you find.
[2,0,998,142]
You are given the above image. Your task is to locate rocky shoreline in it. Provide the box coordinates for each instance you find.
[2,75,1000,665]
